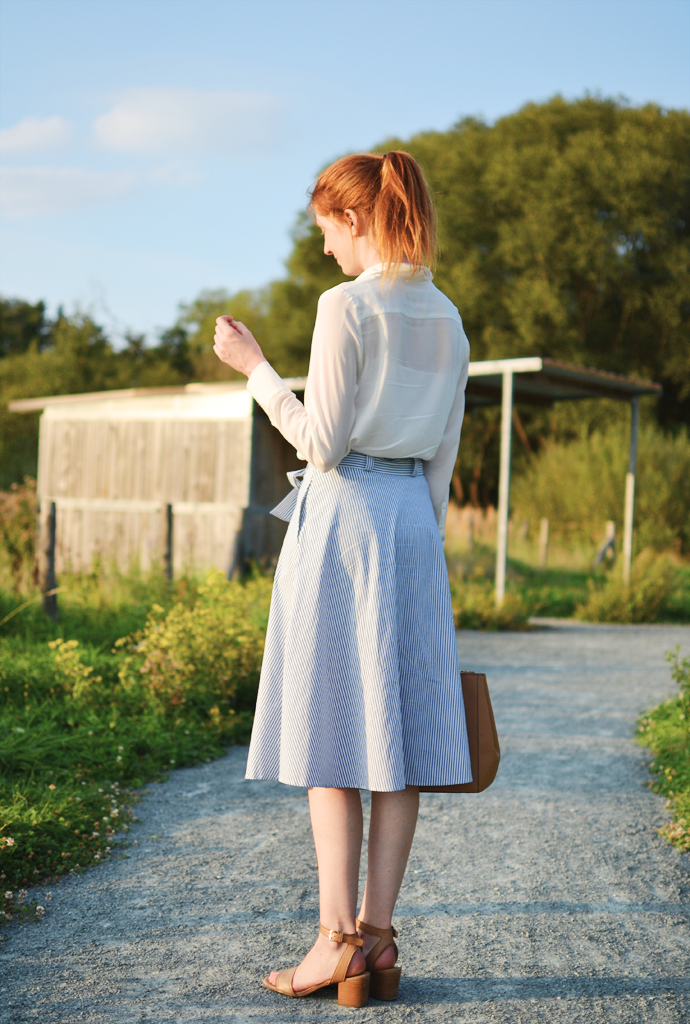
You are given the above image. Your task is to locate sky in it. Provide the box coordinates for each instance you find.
[0,0,689,344]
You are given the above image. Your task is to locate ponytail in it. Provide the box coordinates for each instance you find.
[373,152,437,279]
[309,150,437,280]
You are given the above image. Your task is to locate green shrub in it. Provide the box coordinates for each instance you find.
[512,422,690,554]
[575,551,676,623]
[0,477,38,594]
[0,572,271,901]
[115,570,271,731]
[637,647,690,851]
[450,577,530,631]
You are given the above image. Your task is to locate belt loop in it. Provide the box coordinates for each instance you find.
[365,455,374,472]
[414,458,423,476]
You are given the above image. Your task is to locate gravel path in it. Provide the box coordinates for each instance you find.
[3,622,690,1023]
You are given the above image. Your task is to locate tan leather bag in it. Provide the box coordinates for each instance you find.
[418,671,500,793]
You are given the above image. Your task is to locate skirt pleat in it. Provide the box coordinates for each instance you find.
[245,459,472,792]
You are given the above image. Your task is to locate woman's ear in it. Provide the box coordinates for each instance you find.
[344,208,365,237]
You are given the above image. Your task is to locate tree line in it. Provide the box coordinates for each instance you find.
[2,95,688,499]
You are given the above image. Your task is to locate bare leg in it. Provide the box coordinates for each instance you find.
[358,786,419,968]
[267,787,366,992]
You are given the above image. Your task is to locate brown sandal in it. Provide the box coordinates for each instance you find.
[262,925,370,1007]
[356,919,401,1000]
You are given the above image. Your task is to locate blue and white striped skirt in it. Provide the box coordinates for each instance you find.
[245,451,472,792]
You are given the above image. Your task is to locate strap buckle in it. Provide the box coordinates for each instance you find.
[328,929,344,942]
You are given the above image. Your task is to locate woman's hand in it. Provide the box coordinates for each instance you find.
[213,316,266,378]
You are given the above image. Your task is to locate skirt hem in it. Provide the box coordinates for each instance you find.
[244,770,473,792]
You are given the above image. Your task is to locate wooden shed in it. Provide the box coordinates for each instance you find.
[10,381,306,578]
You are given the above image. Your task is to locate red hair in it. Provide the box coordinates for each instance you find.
[309,151,437,279]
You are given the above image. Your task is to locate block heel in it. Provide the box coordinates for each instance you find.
[263,925,369,1006]
[338,971,371,1007]
[369,965,401,1001]
[356,919,401,1001]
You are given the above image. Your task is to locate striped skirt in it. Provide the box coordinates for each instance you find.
[245,451,472,792]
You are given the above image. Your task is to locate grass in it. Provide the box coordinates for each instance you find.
[444,505,690,626]
[637,648,690,852]
[0,566,181,647]
[444,542,690,628]
[0,570,271,934]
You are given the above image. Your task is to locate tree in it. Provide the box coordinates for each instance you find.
[0,298,52,358]
[403,97,690,428]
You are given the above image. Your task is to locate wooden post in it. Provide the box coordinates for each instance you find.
[593,520,616,567]
[539,517,549,568]
[165,503,173,580]
[622,398,639,586]
[495,370,513,606]
[605,520,616,558]
[43,501,58,620]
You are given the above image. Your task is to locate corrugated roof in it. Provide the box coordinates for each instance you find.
[465,357,661,408]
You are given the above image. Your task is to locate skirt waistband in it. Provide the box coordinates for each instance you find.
[270,450,425,522]
[341,450,425,476]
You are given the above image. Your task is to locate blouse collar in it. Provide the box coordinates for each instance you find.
[356,263,432,282]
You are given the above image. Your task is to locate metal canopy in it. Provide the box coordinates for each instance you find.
[466,357,662,409]
[464,358,661,605]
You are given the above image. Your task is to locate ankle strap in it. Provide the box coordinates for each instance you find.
[319,924,363,946]
[356,918,399,971]
[356,919,398,939]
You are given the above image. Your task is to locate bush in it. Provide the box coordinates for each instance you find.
[0,477,37,594]
[575,551,677,623]
[115,570,271,730]
[450,576,530,631]
[637,647,690,851]
[512,422,690,555]
[0,571,271,900]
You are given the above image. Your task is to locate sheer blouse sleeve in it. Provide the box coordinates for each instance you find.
[423,347,470,542]
[246,287,360,473]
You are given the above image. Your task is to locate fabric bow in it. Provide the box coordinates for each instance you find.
[269,467,307,522]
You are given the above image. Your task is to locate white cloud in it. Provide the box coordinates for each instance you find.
[0,116,72,154]
[0,167,137,218]
[93,88,285,154]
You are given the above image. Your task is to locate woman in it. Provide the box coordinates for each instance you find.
[213,151,471,1008]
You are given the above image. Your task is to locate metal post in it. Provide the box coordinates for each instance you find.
[43,501,58,621]
[622,397,639,585]
[165,503,173,580]
[495,370,513,606]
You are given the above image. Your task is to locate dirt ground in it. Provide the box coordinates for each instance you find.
[2,621,689,1023]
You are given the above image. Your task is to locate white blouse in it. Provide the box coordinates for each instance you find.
[246,263,470,538]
